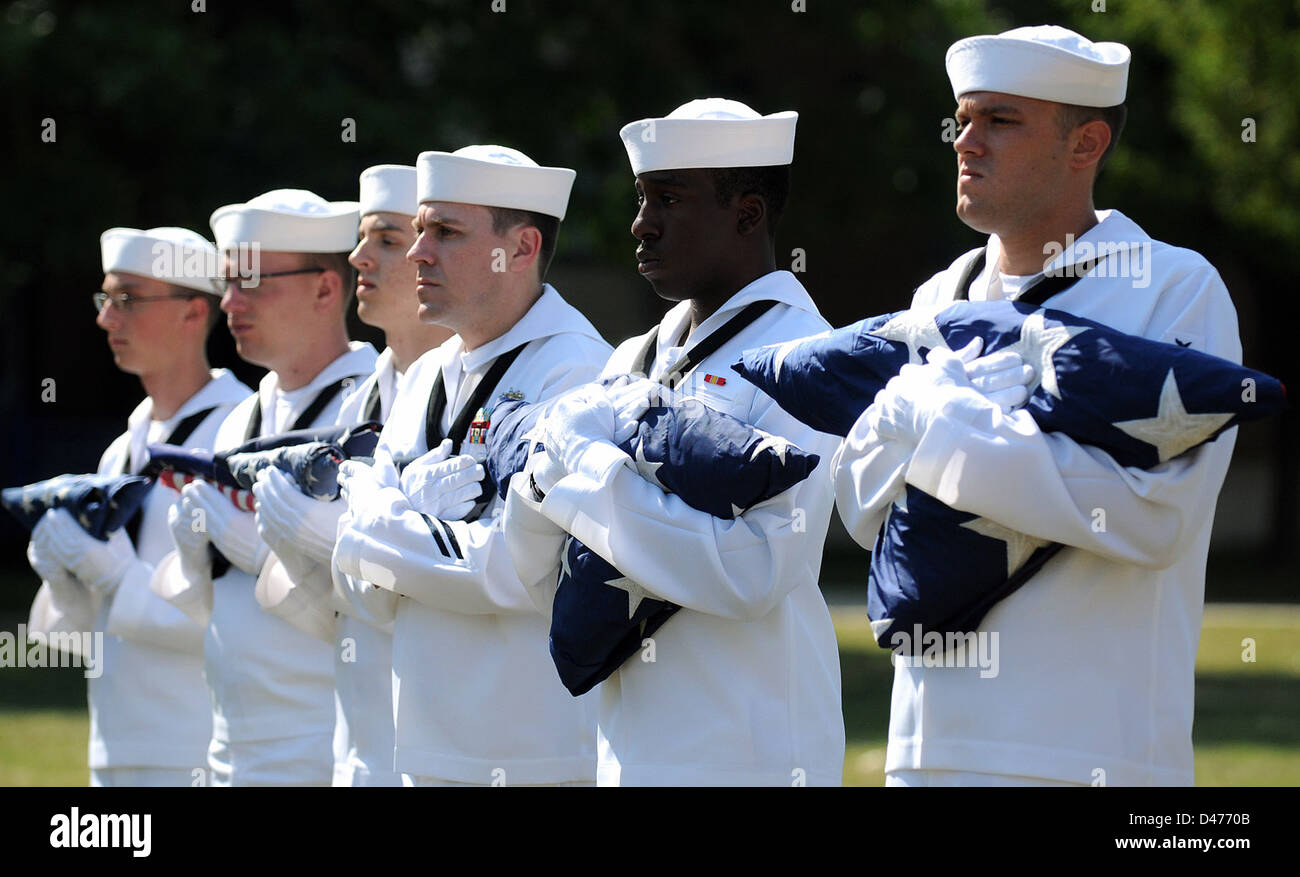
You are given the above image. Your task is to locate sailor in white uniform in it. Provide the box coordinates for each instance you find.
[503,100,847,786]
[833,26,1242,786]
[332,146,611,786]
[251,165,452,786]
[26,226,249,786]
[153,190,378,785]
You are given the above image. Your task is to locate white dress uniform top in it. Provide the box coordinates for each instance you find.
[833,208,1241,784]
[508,271,846,786]
[246,168,417,787]
[329,350,409,631]
[330,346,405,787]
[333,285,611,784]
[154,342,377,784]
[255,346,408,786]
[29,371,250,785]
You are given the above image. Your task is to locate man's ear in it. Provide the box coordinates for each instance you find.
[509,225,542,275]
[315,268,345,312]
[1070,119,1112,172]
[180,294,208,329]
[736,192,768,238]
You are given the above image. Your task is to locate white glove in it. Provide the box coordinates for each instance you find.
[867,338,983,445]
[26,527,91,611]
[31,508,136,597]
[253,466,345,566]
[522,440,566,500]
[181,480,268,575]
[964,347,1035,412]
[399,438,485,521]
[169,489,215,589]
[603,376,660,444]
[338,449,400,517]
[535,385,619,474]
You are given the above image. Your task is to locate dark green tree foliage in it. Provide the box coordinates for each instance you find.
[1,0,1295,552]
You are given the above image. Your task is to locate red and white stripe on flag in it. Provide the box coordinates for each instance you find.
[158,470,255,511]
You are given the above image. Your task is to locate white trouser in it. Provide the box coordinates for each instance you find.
[206,733,334,786]
[90,767,199,787]
[334,759,403,787]
[886,769,1088,787]
[402,774,595,788]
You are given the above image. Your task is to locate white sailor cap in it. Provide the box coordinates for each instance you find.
[619,98,798,176]
[210,189,360,253]
[416,146,575,220]
[946,25,1130,107]
[100,226,222,295]
[359,165,418,217]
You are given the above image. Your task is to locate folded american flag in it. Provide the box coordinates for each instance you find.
[2,474,153,540]
[734,300,1288,651]
[486,391,821,695]
[146,421,381,578]
[146,420,382,503]
[225,443,345,500]
[233,421,381,460]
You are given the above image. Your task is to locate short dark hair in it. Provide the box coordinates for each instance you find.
[304,251,356,309]
[1057,103,1128,175]
[708,165,791,241]
[197,292,223,334]
[488,207,561,281]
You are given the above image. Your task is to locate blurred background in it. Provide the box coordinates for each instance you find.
[0,0,1296,785]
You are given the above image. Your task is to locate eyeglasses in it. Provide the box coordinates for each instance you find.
[219,267,325,291]
[93,291,204,314]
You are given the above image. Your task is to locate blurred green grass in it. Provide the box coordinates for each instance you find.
[1,604,1296,786]
[837,604,1300,786]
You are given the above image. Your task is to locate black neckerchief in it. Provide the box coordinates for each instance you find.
[362,380,383,423]
[945,244,1105,609]
[121,406,218,546]
[424,342,530,454]
[633,299,779,389]
[244,376,352,441]
[954,247,1102,307]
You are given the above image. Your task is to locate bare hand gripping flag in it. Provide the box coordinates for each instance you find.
[486,391,821,695]
[3,474,153,540]
[734,300,1288,651]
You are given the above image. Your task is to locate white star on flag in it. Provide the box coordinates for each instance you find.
[998,312,1089,398]
[959,516,1052,577]
[883,488,910,531]
[560,537,574,580]
[20,491,37,515]
[748,430,791,463]
[872,307,949,364]
[605,574,653,619]
[1111,368,1234,462]
[633,442,665,488]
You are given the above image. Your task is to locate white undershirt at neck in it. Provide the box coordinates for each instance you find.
[998,272,1039,300]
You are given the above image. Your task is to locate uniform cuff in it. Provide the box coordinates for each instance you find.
[149,550,212,628]
[906,391,991,505]
[569,439,631,484]
[255,556,338,644]
[333,524,365,584]
[538,472,603,533]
